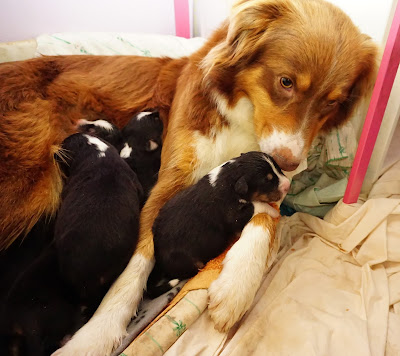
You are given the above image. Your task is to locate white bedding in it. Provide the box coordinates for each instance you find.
[35,32,206,58]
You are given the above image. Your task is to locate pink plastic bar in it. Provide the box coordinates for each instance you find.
[343,1,400,204]
[174,0,191,38]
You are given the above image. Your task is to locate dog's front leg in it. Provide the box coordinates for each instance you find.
[52,167,187,356]
[208,213,277,332]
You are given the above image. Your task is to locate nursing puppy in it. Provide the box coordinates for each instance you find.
[152,152,288,281]
[55,133,143,306]
[78,111,163,197]
[120,111,163,197]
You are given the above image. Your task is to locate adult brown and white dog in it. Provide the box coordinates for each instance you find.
[0,0,377,354]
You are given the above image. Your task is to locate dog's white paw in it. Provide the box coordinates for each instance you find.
[51,315,127,356]
[207,273,254,333]
[207,217,274,333]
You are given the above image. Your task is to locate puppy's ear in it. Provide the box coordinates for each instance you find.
[146,140,159,152]
[234,176,248,196]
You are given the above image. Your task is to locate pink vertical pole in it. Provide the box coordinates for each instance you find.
[343,0,400,204]
[174,0,191,38]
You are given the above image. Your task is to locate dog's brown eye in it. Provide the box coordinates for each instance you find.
[280,77,293,89]
[327,100,337,106]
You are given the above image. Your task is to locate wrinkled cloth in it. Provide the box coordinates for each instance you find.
[35,33,206,58]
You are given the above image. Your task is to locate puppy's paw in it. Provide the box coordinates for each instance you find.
[52,316,127,356]
[207,274,254,333]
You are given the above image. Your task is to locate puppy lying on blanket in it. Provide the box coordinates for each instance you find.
[151,152,289,293]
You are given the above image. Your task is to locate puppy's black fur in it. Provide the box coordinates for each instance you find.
[55,133,143,306]
[150,152,286,295]
[78,112,163,198]
[0,220,80,356]
[120,111,163,197]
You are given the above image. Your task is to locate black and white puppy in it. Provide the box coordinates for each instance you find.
[55,133,143,307]
[120,111,163,197]
[78,111,163,198]
[150,152,290,292]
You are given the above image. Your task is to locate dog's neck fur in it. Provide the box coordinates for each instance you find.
[174,26,260,183]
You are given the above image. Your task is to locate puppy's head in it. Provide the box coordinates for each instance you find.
[202,0,378,171]
[77,119,123,150]
[233,152,290,203]
[121,111,163,194]
[210,151,290,203]
[56,133,111,176]
[121,111,163,158]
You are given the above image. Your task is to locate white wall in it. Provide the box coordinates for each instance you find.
[328,0,395,44]
[192,0,395,45]
[2,0,395,44]
[1,0,176,42]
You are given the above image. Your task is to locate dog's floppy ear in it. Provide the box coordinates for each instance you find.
[202,0,290,72]
[227,0,289,54]
[321,34,378,133]
[234,176,248,196]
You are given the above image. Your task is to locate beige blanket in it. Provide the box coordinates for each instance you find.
[163,159,400,356]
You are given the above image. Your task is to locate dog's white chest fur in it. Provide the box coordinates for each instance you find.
[191,96,259,182]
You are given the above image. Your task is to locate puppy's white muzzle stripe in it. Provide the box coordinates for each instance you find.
[263,155,291,198]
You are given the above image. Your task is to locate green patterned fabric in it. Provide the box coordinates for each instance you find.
[284,121,358,217]
[36,33,205,59]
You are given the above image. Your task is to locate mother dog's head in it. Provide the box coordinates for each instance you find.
[200,0,377,171]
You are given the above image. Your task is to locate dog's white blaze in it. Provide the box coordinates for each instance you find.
[208,221,272,330]
[78,119,114,131]
[120,143,132,158]
[53,254,154,355]
[259,130,305,161]
[136,111,152,120]
[84,134,108,158]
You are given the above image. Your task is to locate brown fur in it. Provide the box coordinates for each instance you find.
[0,1,376,262]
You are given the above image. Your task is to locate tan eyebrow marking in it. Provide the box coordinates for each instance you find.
[296,73,311,92]
[327,88,344,101]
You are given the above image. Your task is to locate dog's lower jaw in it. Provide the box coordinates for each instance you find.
[52,253,154,356]
[208,213,276,332]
